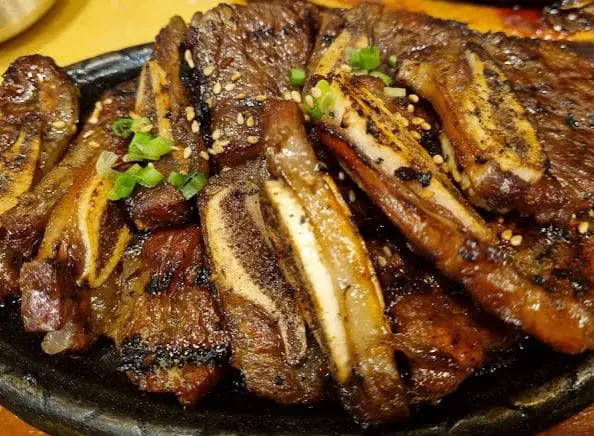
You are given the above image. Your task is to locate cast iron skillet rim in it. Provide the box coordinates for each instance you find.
[0,43,593,435]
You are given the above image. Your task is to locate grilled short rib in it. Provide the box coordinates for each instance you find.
[185,0,319,170]
[0,55,79,216]
[107,227,228,406]
[125,17,209,232]
[199,160,326,405]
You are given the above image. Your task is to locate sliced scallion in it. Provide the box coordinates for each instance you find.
[96,151,120,181]
[384,87,407,98]
[112,118,134,138]
[388,55,398,68]
[135,165,164,188]
[108,173,137,201]
[370,70,393,86]
[289,68,306,87]
[180,172,208,199]
[167,171,187,188]
[347,46,380,71]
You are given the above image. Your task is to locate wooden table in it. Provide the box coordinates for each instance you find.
[0,0,592,434]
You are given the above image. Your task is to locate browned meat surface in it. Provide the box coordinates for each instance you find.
[260,101,408,422]
[199,160,326,405]
[107,227,228,406]
[368,6,593,222]
[185,0,319,170]
[0,55,78,216]
[317,145,516,404]
[545,1,594,33]
[1,82,135,258]
[126,17,208,231]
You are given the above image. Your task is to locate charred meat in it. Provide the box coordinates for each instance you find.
[199,160,326,405]
[107,227,228,405]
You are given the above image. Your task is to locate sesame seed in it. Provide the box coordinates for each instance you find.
[401,118,410,128]
[411,131,422,140]
[211,141,224,154]
[185,106,195,122]
[212,129,222,141]
[247,135,259,144]
[311,87,322,98]
[52,120,66,128]
[340,64,352,73]
[185,50,195,68]
[183,147,192,159]
[409,94,419,103]
[377,256,388,267]
[338,171,345,180]
[171,146,180,151]
[421,122,432,131]
[237,113,245,125]
[349,190,356,203]
[95,101,103,111]
[246,116,255,128]
[256,94,267,102]
[407,104,415,113]
[199,151,210,160]
[496,217,505,224]
[225,83,236,92]
[283,91,292,101]
[235,93,247,100]
[89,141,100,148]
[412,117,424,126]
[139,124,154,133]
[103,98,113,105]
[304,113,311,122]
[83,130,94,139]
[88,117,99,125]
[501,229,513,241]
[510,235,523,246]
[207,148,216,155]
[129,111,140,120]
[433,154,444,165]
[203,65,215,76]
[291,91,302,103]
[571,213,577,220]
[213,83,222,95]
[578,221,590,234]
[382,245,393,258]
[231,72,242,81]
[191,120,200,133]
[305,95,314,108]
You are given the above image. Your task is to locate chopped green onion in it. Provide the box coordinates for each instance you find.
[108,173,137,201]
[388,55,398,68]
[307,79,336,121]
[125,164,143,176]
[352,70,369,76]
[135,165,164,188]
[384,87,407,98]
[130,117,151,133]
[309,105,325,121]
[96,151,120,181]
[315,79,330,95]
[347,46,380,71]
[289,68,306,87]
[370,70,393,86]
[167,171,187,188]
[128,133,173,161]
[112,118,134,138]
[180,172,208,199]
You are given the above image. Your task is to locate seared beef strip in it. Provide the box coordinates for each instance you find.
[0,55,79,216]
[370,6,593,222]
[199,159,326,405]
[126,17,208,231]
[310,15,594,353]
[260,101,408,422]
[1,82,135,258]
[185,0,319,170]
[107,227,228,405]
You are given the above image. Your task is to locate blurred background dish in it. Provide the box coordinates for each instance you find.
[0,0,55,43]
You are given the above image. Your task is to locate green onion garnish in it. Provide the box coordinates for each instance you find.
[384,87,407,98]
[96,151,120,181]
[180,172,208,200]
[108,172,137,201]
[289,68,306,87]
[112,117,152,138]
[388,55,398,68]
[112,118,134,138]
[307,79,335,121]
[128,133,173,161]
[125,164,143,176]
[370,70,393,86]
[168,171,208,199]
[347,46,380,71]
[135,165,164,188]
